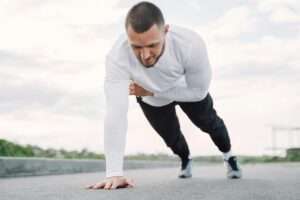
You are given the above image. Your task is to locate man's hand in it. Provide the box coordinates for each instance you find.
[84,176,134,190]
[129,82,154,96]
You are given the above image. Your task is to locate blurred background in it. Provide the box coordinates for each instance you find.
[0,0,299,159]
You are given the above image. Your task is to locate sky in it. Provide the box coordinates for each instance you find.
[0,0,300,156]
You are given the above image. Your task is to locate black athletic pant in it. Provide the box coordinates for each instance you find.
[136,93,231,162]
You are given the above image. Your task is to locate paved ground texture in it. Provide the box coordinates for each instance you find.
[1,163,299,200]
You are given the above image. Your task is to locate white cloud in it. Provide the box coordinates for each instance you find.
[1,0,125,25]
[257,0,300,23]
[197,6,257,40]
[194,5,300,79]
[205,34,300,75]
[0,0,124,70]
[0,1,125,95]
[270,7,300,23]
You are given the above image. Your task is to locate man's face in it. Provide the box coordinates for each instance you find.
[127,24,169,68]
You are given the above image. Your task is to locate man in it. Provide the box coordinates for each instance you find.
[86,1,242,190]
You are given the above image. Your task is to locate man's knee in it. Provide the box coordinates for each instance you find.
[163,131,182,148]
[197,117,226,135]
[165,133,188,154]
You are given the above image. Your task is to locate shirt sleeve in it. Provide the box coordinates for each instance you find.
[154,34,212,102]
[103,54,131,178]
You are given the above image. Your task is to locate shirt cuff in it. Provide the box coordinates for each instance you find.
[106,171,124,178]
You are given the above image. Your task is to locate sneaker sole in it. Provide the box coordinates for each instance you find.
[178,174,192,179]
[227,170,242,179]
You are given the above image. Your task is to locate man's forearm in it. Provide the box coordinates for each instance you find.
[104,79,130,178]
[154,86,208,102]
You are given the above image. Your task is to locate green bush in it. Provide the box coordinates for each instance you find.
[0,139,34,157]
[286,148,300,161]
[0,139,104,159]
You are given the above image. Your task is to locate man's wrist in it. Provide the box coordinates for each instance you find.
[106,175,123,180]
[145,91,154,96]
[106,171,123,178]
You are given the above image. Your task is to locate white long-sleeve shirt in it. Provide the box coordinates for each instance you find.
[103,25,212,177]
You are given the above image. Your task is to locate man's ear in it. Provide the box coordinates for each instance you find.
[164,24,169,34]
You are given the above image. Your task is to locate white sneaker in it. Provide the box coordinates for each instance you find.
[224,156,242,179]
[178,159,192,178]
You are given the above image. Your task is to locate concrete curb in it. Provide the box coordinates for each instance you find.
[0,157,178,178]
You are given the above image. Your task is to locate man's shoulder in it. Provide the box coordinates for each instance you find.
[106,32,131,63]
[169,24,203,43]
[168,25,205,62]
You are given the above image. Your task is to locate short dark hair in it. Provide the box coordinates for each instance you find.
[125,1,165,33]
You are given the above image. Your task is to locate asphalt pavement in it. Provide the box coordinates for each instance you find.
[1,163,299,200]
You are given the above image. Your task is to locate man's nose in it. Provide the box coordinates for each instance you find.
[141,48,151,60]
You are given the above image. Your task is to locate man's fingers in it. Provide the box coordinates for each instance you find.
[85,177,135,190]
[130,82,142,90]
[84,184,94,189]
[85,181,112,190]
[130,82,152,97]
[104,181,113,190]
[85,184,96,189]
[91,182,105,189]
[129,83,135,90]
[110,180,118,189]
[129,90,135,95]
[110,179,134,189]
[129,83,135,95]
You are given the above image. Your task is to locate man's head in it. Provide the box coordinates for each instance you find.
[125,1,169,68]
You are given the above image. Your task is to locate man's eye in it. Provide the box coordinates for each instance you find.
[132,46,141,49]
[148,44,158,48]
